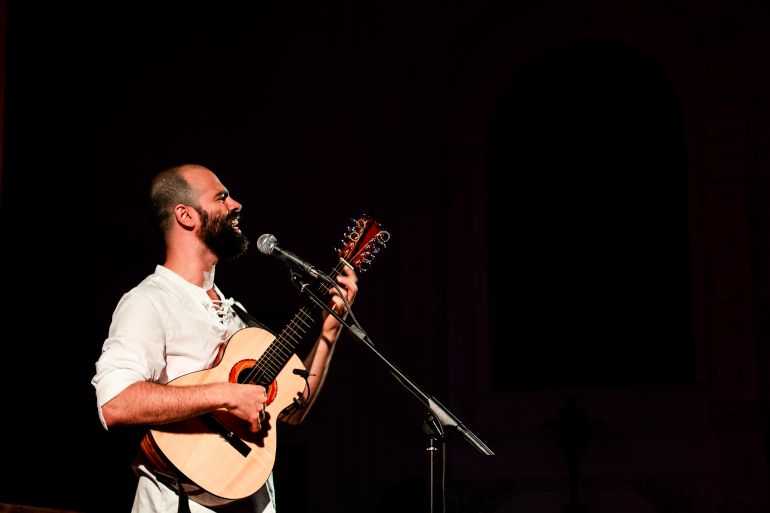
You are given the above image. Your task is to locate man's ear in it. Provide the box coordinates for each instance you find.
[174,204,197,229]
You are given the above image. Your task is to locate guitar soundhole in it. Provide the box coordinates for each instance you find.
[229,359,277,405]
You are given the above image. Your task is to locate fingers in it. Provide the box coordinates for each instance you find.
[254,384,268,412]
[256,386,267,416]
[229,383,269,432]
[338,265,359,289]
[249,388,268,433]
[329,267,358,310]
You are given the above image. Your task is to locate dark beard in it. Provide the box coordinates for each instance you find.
[197,207,250,261]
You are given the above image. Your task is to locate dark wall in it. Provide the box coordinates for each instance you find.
[2,1,769,512]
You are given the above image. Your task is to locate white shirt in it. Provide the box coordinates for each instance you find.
[92,264,275,513]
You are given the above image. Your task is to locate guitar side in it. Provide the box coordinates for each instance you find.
[144,326,307,504]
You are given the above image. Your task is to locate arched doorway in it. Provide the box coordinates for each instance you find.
[486,40,693,390]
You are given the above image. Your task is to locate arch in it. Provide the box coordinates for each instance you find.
[487,39,690,389]
[443,0,708,399]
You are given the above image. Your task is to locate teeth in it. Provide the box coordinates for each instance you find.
[230,218,239,227]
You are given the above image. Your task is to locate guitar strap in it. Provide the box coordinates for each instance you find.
[174,475,192,513]
[150,471,191,513]
[231,301,274,333]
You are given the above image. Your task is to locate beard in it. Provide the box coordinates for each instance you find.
[197,207,250,261]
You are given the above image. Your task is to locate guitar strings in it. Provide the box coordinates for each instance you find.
[240,260,347,387]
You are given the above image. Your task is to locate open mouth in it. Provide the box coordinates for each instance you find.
[229,216,241,234]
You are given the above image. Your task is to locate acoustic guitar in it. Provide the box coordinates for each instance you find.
[139,215,390,507]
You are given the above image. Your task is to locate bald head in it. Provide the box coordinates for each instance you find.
[150,164,208,232]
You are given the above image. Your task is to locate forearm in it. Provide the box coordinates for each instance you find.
[101,380,232,428]
[283,266,357,424]
[304,330,338,400]
[284,328,338,424]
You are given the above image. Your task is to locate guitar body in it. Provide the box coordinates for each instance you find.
[142,326,307,506]
[139,215,390,507]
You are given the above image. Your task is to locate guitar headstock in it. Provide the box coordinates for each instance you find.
[337,215,390,272]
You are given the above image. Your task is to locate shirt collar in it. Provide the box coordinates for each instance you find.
[154,264,231,308]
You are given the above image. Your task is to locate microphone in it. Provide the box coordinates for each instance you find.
[257,233,327,280]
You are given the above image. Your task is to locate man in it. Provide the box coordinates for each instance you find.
[92,164,358,512]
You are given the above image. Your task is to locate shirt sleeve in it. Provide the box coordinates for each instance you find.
[91,290,168,430]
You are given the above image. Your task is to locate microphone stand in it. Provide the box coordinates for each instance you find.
[290,271,494,513]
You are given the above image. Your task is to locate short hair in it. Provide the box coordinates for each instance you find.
[149,165,199,232]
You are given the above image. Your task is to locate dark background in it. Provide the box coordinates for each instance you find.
[1,1,769,512]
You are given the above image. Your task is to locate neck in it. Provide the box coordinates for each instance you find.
[163,246,218,288]
[202,267,216,290]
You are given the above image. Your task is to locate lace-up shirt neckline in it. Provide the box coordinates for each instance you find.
[206,287,235,325]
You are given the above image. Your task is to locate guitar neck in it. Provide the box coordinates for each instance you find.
[252,260,347,383]
[248,215,389,385]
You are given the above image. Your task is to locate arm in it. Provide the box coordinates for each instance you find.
[282,264,358,424]
[93,288,268,432]
[102,380,268,433]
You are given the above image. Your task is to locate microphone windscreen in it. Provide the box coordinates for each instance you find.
[256,233,277,255]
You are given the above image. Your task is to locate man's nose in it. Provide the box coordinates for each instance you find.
[227,197,242,211]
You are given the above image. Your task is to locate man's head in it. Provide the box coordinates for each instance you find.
[150,164,249,261]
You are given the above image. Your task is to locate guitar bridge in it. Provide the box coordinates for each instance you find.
[199,413,251,458]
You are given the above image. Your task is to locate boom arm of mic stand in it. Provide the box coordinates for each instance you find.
[290,272,494,456]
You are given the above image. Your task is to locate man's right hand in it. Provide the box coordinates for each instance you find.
[226,383,268,432]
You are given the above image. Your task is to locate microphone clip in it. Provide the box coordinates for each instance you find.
[289,270,312,292]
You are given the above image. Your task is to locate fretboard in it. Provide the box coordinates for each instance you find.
[249,260,347,384]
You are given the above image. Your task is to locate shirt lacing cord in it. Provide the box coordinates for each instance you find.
[208,296,236,325]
